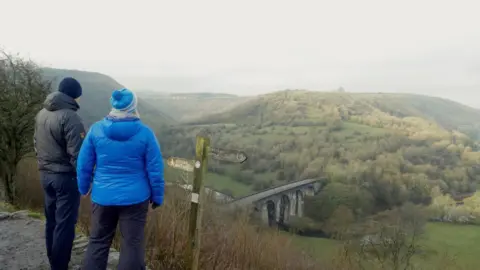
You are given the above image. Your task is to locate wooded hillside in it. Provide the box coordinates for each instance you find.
[157,90,480,226]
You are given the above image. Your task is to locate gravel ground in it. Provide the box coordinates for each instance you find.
[0,210,118,270]
[0,216,51,270]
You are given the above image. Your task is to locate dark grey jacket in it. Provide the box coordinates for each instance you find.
[34,92,86,174]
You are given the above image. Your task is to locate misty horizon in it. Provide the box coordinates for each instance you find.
[1,0,479,107]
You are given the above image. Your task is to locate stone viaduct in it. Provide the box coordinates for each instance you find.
[225,178,326,226]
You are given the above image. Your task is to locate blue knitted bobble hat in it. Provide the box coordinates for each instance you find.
[110,88,137,113]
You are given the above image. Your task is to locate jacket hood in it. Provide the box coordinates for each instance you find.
[101,117,142,141]
[44,92,80,112]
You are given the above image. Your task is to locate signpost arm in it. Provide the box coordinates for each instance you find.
[188,135,210,270]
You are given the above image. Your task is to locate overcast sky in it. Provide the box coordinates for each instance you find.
[1,0,479,106]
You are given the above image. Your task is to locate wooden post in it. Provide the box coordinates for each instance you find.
[187,135,210,270]
[164,136,247,270]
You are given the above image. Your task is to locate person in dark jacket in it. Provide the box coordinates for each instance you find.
[77,88,164,270]
[34,77,86,270]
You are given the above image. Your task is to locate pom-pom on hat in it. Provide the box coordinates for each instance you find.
[110,88,138,113]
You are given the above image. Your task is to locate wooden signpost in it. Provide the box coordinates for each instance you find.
[209,147,248,163]
[165,135,248,270]
[167,157,195,172]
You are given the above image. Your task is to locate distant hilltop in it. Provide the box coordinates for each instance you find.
[165,92,240,100]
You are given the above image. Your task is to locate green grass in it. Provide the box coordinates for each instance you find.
[418,222,480,269]
[164,161,253,197]
[0,202,45,220]
[290,235,340,261]
[0,202,16,212]
[204,173,252,197]
[27,211,43,219]
[291,222,480,269]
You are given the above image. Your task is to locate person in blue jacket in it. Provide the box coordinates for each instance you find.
[77,88,164,270]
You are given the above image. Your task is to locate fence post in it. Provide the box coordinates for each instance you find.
[187,135,210,270]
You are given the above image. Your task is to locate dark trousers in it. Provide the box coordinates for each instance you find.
[82,200,149,270]
[40,172,81,270]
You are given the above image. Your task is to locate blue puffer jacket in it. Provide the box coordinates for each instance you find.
[77,116,164,206]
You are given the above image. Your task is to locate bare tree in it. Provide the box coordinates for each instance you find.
[0,50,51,203]
[356,203,428,270]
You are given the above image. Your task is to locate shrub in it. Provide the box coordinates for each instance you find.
[13,159,322,270]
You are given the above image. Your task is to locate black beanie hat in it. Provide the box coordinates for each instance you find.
[58,77,82,99]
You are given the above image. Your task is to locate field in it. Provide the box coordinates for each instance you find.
[164,162,253,197]
[292,222,480,270]
[290,234,339,261]
[420,222,480,269]
[204,173,252,197]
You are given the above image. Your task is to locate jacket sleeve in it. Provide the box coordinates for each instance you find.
[77,130,95,195]
[145,128,165,205]
[63,111,86,169]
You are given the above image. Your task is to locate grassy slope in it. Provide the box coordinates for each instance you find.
[191,90,480,129]
[204,173,252,196]
[164,163,252,197]
[293,222,480,270]
[361,93,480,130]
[420,223,480,269]
[290,234,339,261]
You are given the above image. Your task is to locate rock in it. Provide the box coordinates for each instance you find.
[73,241,88,251]
[73,236,88,244]
[108,251,120,266]
[109,251,120,261]
[10,210,29,219]
[0,212,10,221]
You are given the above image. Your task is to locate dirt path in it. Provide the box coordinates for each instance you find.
[0,210,119,270]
